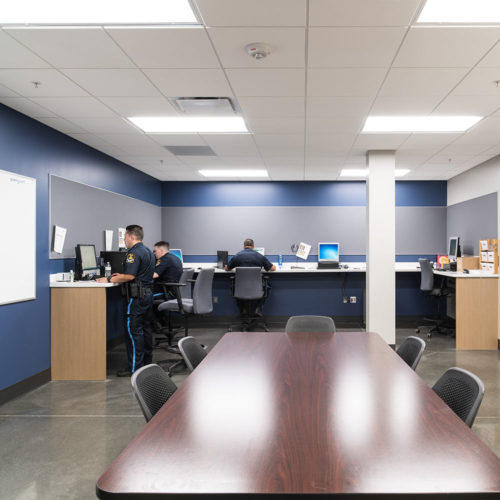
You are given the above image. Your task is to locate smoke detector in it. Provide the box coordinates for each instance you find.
[245,42,271,60]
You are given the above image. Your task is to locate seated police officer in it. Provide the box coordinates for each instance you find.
[225,238,275,320]
[97,224,155,377]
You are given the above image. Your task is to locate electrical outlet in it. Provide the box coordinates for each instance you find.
[350,296,357,303]
[213,296,218,303]
[343,296,348,303]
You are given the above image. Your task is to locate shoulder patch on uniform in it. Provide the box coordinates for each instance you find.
[156,259,161,266]
[126,253,135,264]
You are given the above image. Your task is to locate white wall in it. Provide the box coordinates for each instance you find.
[448,156,500,340]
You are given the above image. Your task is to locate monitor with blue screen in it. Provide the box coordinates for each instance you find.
[169,249,183,264]
[318,242,339,263]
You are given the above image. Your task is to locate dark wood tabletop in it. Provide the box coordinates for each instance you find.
[97,331,500,499]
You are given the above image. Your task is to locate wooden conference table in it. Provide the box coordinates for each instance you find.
[97,331,500,499]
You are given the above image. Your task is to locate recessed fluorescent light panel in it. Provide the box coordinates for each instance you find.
[199,170,269,178]
[1,0,198,25]
[418,0,500,23]
[340,169,410,178]
[128,116,248,134]
[362,116,481,133]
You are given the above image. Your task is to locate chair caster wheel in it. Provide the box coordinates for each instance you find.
[415,328,420,334]
[427,333,432,339]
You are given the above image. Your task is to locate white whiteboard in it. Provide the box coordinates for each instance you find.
[0,169,36,305]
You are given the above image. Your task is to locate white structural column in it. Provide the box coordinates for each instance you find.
[366,151,396,345]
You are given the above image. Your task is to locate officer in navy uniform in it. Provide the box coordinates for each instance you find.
[226,238,275,321]
[97,224,155,377]
[152,241,183,299]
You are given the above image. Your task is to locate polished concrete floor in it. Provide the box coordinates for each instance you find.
[1,325,500,499]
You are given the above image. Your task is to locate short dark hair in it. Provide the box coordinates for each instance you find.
[154,241,170,251]
[244,238,254,247]
[126,225,144,241]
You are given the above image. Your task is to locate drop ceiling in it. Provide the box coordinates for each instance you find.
[2,0,500,181]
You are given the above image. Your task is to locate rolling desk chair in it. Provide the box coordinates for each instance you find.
[396,335,426,371]
[230,267,269,332]
[416,258,452,339]
[285,315,336,333]
[157,268,214,374]
[178,336,207,372]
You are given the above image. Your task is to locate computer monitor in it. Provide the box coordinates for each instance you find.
[448,236,460,261]
[100,251,125,274]
[254,247,265,256]
[217,250,228,269]
[318,242,340,263]
[169,249,183,264]
[75,244,98,279]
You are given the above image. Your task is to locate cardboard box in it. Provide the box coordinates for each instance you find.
[457,256,480,272]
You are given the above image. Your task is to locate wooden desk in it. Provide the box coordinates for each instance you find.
[434,271,498,350]
[97,331,500,498]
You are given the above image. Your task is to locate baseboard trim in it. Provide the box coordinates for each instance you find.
[0,369,51,406]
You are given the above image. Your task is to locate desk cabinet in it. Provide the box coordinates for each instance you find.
[456,277,498,350]
[51,286,110,380]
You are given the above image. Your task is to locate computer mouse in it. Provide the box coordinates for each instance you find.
[343,264,349,269]
[463,269,469,274]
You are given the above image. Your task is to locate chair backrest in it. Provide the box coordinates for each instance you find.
[396,335,426,370]
[192,268,215,315]
[432,367,485,428]
[130,364,177,422]
[285,315,336,333]
[179,268,194,299]
[178,336,207,372]
[233,267,264,300]
[419,258,435,292]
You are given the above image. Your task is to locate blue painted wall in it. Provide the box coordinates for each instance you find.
[0,104,161,391]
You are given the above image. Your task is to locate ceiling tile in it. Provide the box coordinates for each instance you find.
[238,97,304,117]
[370,95,442,114]
[0,97,57,117]
[30,97,116,117]
[226,68,304,96]
[308,0,421,27]
[61,69,161,97]
[195,0,306,27]
[0,69,89,97]
[67,117,138,134]
[67,133,114,148]
[0,84,18,97]
[208,27,305,68]
[398,133,461,151]
[308,28,405,67]
[307,115,364,135]
[450,116,500,144]
[106,27,220,68]
[307,96,372,116]
[354,133,409,149]
[149,134,207,147]
[306,132,356,155]
[394,27,500,68]
[478,40,500,67]
[434,95,500,116]
[379,68,469,97]
[35,116,87,134]
[254,133,304,157]
[144,68,232,96]
[201,134,260,156]
[0,30,50,68]
[452,67,500,96]
[5,28,134,68]
[98,97,178,116]
[308,68,386,96]
[246,116,304,134]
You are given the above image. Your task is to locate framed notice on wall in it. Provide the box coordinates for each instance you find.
[0,169,36,305]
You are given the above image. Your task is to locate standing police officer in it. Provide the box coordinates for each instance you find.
[97,224,155,377]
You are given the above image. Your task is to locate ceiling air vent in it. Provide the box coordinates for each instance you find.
[170,97,236,116]
[165,145,217,156]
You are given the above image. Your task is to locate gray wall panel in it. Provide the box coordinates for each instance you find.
[162,206,367,255]
[50,175,161,259]
[447,192,497,255]
[396,207,447,254]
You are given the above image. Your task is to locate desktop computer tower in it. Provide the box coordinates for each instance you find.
[100,251,126,274]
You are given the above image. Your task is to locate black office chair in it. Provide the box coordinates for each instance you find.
[230,267,269,332]
[396,335,426,370]
[285,315,336,333]
[157,268,214,373]
[178,336,207,372]
[432,367,485,428]
[130,364,177,422]
[416,258,451,338]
